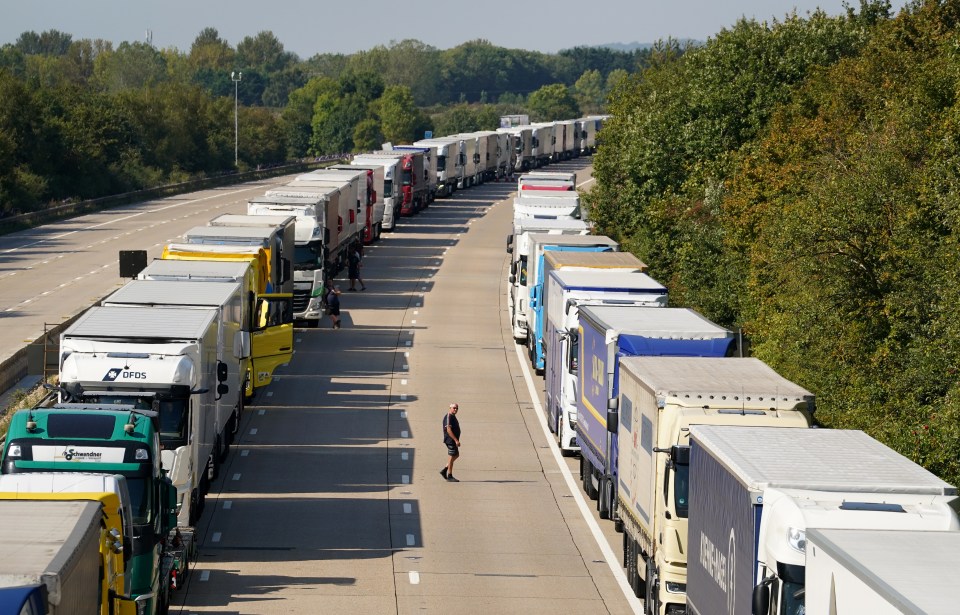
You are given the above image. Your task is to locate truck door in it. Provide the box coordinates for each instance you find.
[251,293,294,389]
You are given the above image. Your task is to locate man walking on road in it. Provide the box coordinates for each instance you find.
[440,403,461,482]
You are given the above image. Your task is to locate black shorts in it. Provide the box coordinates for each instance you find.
[446,442,459,456]
[329,307,340,316]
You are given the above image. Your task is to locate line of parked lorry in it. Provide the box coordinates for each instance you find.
[507,179,960,614]
[0,115,607,615]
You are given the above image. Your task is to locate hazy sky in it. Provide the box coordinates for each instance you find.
[1,0,913,58]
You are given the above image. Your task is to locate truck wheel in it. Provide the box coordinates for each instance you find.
[645,561,659,615]
[207,448,219,482]
[598,478,611,519]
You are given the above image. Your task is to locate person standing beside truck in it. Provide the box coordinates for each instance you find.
[440,403,461,482]
[348,243,366,291]
[327,286,342,329]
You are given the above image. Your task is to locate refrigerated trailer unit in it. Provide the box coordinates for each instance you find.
[351,153,402,230]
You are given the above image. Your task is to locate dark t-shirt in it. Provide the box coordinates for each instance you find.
[442,412,460,444]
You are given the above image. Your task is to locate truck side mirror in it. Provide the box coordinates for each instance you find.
[671,445,690,465]
[752,581,771,615]
[606,398,619,432]
[509,275,516,284]
[161,481,178,534]
[217,362,228,382]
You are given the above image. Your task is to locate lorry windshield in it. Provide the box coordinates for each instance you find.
[158,398,188,449]
[519,256,528,285]
[568,332,579,373]
[778,563,806,615]
[126,476,152,525]
[384,179,393,194]
[437,155,446,171]
[294,244,322,270]
[401,170,412,185]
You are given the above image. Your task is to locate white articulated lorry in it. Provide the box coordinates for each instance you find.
[615,358,814,615]
[292,170,365,248]
[206,214,296,278]
[685,425,960,615]
[101,280,244,470]
[498,126,534,172]
[351,153,403,229]
[59,306,227,528]
[506,218,592,342]
[414,138,463,197]
[804,529,960,615]
[329,164,385,244]
[249,190,340,323]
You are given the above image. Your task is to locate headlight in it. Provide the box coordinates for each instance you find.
[6,444,21,458]
[787,527,806,552]
[665,581,686,594]
[135,448,149,461]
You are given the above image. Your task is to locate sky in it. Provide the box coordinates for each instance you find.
[1,0,913,58]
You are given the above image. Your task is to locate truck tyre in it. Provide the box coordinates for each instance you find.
[645,561,659,615]
[598,478,610,518]
[207,447,219,482]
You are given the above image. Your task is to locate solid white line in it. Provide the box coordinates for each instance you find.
[577,177,597,189]
[514,344,641,613]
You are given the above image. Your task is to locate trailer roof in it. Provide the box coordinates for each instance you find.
[579,306,731,339]
[186,226,273,240]
[545,251,647,271]
[209,214,295,227]
[620,357,812,407]
[140,259,250,279]
[689,425,955,495]
[806,528,960,613]
[531,234,617,248]
[67,305,217,338]
[250,194,324,205]
[551,270,666,292]
[514,218,590,232]
[0,500,101,576]
[105,280,240,307]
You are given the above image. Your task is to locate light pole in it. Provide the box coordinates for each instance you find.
[231,71,242,167]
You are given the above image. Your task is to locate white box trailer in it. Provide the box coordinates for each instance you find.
[455,134,480,187]
[100,280,252,473]
[60,306,223,527]
[530,123,554,167]
[330,163,386,243]
[576,117,598,154]
[805,529,960,615]
[558,119,577,160]
[265,182,350,271]
[414,138,462,197]
[499,126,534,171]
[293,170,365,248]
[351,153,402,230]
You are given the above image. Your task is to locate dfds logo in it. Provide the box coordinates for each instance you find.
[103,367,147,381]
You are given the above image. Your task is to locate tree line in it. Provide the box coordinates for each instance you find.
[587,0,960,486]
[0,29,648,216]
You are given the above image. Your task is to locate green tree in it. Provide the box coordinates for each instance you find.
[352,118,383,152]
[527,83,578,121]
[377,85,431,143]
[573,69,604,115]
[282,77,337,157]
[93,42,168,92]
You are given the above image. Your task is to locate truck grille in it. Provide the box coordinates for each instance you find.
[293,288,311,311]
